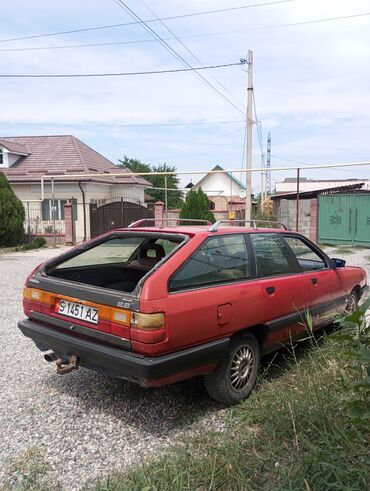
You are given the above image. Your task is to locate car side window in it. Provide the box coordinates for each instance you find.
[283,236,327,272]
[169,234,249,292]
[250,233,299,277]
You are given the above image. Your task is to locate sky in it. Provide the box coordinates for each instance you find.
[1,0,370,193]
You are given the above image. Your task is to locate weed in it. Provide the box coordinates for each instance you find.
[1,447,57,491]
[94,338,369,491]
[333,298,370,423]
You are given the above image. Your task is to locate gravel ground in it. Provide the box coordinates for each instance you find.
[0,245,369,489]
[0,247,223,490]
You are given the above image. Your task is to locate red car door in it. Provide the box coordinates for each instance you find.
[282,235,345,327]
[249,233,312,349]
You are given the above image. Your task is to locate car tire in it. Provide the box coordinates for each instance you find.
[346,289,358,313]
[204,332,260,405]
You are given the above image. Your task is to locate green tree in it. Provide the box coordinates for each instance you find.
[150,163,183,209]
[118,156,151,175]
[0,172,25,246]
[118,157,183,208]
[179,188,215,224]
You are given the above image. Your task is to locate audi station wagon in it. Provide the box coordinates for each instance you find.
[18,219,367,405]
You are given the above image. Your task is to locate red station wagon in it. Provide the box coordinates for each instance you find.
[18,220,367,405]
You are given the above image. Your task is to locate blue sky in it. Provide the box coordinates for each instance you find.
[1,0,370,192]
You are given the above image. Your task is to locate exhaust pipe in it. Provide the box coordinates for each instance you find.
[44,352,57,363]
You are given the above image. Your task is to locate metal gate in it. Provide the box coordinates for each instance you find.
[318,194,370,246]
[90,198,154,238]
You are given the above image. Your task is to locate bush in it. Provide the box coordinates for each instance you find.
[179,188,215,224]
[15,237,47,252]
[32,237,46,248]
[0,172,25,246]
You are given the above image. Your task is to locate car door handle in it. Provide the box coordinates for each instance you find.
[311,277,318,285]
[266,286,275,295]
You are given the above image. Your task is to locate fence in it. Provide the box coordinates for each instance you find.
[23,201,66,244]
[32,160,370,246]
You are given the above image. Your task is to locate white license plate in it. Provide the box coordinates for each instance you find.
[56,299,98,325]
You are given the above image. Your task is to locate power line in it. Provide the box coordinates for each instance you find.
[0,0,294,44]
[0,119,246,127]
[2,11,370,53]
[138,0,244,108]
[112,0,246,116]
[252,91,263,153]
[0,61,244,78]
[119,119,246,127]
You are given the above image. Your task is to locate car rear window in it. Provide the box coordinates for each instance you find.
[54,237,145,268]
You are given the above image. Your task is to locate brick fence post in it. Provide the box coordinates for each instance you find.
[154,201,164,227]
[64,201,75,245]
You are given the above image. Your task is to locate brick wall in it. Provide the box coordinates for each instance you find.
[274,197,318,241]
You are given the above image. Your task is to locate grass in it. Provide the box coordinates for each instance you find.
[94,337,369,491]
[0,447,58,491]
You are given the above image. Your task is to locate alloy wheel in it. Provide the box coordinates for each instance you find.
[230,346,254,391]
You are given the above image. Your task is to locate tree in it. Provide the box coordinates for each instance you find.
[150,163,183,208]
[118,156,151,175]
[0,172,25,246]
[179,188,215,224]
[118,157,183,208]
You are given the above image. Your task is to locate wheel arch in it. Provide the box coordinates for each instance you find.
[352,284,361,300]
[231,325,269,353]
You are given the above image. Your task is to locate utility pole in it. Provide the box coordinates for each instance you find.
[260,150,265,210]
[266,131,272,195]
[244,49,253,222]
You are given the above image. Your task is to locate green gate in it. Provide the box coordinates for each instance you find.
[318,194,370,246]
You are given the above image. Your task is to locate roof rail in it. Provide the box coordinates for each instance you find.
[128,218,212,228]
[209,220,289,232]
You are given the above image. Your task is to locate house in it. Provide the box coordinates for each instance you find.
[190,165,247,216]
[0,135,150,243]
[275,177,370,194]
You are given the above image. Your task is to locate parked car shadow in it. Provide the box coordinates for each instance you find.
[44,327,336,435]
[44,367,220,434]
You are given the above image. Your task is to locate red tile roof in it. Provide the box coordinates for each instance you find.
[0,135,149,186]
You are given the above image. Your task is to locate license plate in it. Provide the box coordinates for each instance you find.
[56,299,98,325]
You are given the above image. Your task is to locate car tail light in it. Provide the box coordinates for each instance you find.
[23,287,53,305]
[130,312,166,344]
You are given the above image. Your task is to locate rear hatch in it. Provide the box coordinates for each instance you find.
[23,231,186,348]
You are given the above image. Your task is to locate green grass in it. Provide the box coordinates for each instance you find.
[95,338,369,491]
[0,447,58,491]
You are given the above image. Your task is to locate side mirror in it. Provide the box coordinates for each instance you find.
[330,257,346,269]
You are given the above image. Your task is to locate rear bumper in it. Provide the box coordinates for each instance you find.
[18,318,229,385]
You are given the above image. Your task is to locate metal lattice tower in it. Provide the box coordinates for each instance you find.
[266,131,272,195]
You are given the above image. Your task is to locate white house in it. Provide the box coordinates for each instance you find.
[0,135,150,243]
[190,165,246,211]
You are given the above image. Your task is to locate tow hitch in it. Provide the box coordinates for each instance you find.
[55,355,79,375]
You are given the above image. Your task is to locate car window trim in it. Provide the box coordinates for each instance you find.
[168,232,251,294]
